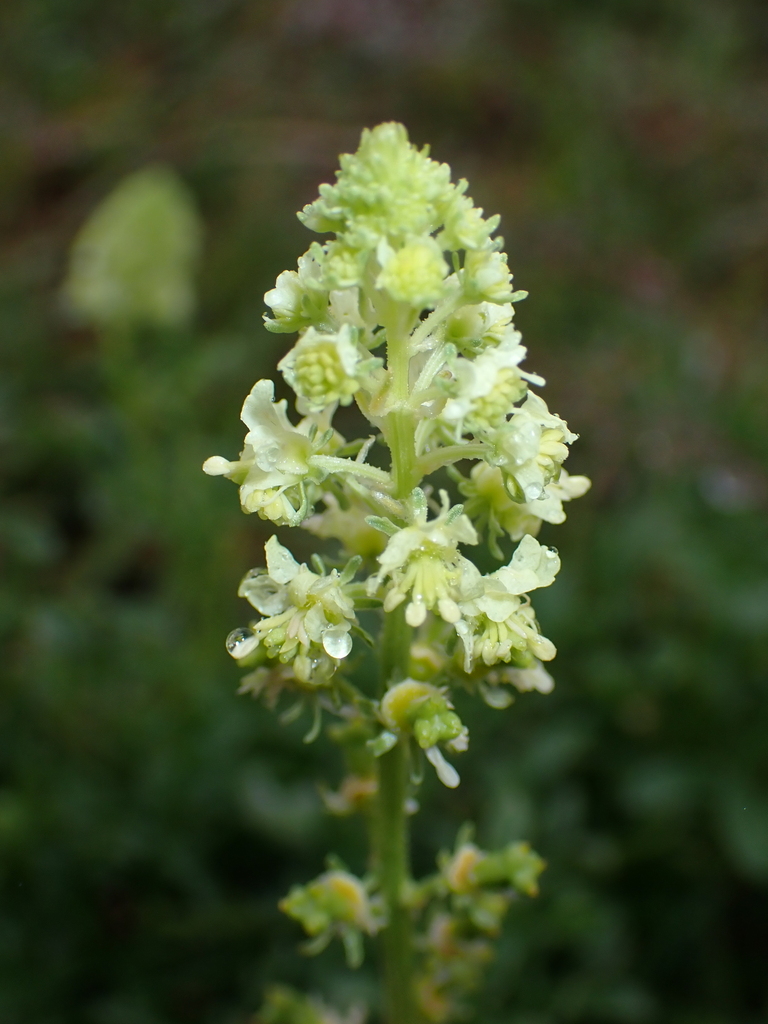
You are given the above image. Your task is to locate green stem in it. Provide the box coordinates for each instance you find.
[310,454,392,486]
[376,605,419,1024]
[387,410,418,496]
[375,317,421,1024]
[386,313,419,499]
[417,442,488,477]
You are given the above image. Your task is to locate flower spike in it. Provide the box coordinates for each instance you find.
[206,122,589,1024]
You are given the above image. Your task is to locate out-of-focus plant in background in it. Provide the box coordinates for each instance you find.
[1,2,767,1023]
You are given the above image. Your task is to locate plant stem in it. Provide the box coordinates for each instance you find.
[376,605,418,1024]
[386,316,419,497]
[376,315,420,1023]
[417,442,488,476]
[310,454,392,486]
[387,410,418,496]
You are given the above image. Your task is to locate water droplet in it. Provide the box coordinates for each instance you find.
[226,627,259,660]
[322,628,352,659]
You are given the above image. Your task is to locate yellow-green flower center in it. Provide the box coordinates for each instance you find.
[294,342,359,405]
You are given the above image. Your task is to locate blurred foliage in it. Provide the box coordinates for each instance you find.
[1,1,768,1023]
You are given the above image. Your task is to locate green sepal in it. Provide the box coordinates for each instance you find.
[302,702,323,744]
[350,622,376,647]
[365,515,399,536]
[300,931,332,957]
[341,927,364,969]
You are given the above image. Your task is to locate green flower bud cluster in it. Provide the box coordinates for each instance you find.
[258,985,364,1024]
[405,830,546,1022]
[280,867,381,969]
[439,838,545,902]
[297,123,499,295]
[379,679,467,788]
[416,914,495,1023]
[206,123,588,1024]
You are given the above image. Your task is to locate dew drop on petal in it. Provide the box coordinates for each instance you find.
[322,628,352,659]
[226,627,259,659]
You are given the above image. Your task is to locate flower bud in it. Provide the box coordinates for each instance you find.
[379,681,468,788]
[280,869,375,935]
[462,249,516,304]
[376,238,448,309]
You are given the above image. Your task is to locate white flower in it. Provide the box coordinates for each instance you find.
[491,392,578,502]
[263,247,328,333]
[203,379,317,525]
[369,490,480,627]
[442,335,544,437]
[239,381,315,478]
[518,470,592,532]
[229,536,358,683]
[459,462,591,553]
[489,534,560,597]
[456,536,560,671]
[327,287,366,330]
[203,379,391,526]
[442,301,521,357]
[278,324,380,414]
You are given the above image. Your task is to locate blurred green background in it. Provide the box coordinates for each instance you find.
[2,1,768,1022]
